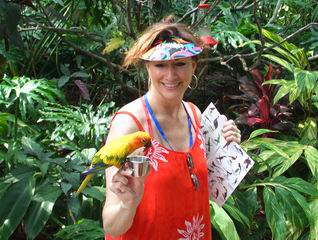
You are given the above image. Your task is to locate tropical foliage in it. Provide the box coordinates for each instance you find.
[0,0,318,239]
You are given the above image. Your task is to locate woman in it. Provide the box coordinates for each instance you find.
[102,17,241,239]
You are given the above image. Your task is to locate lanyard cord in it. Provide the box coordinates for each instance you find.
[144,94,193,150]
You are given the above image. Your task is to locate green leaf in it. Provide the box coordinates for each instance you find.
[263,54,295,73]
[252,139,290,159]
[24,184,61,240]
[54,218,104,240]
[58,75,70,88]
[3,166,35,184]
[272,81,295,104]
[71,71,90,78]
[273,149,303,177]
[300,118,317,142]
[68,196,80,217]
[61,182,73,194]
[0,176,35,240]
[289,189,313,225]
[223,202,250,227]
[210,201,240,240]
[309,199,318,240]
[82,186,105,202]
[263,187,287,240]
[235,188,258,223]
[289,85,300,104]
[33,184,62,203]
[60,64,70,76]
[20,81,38,94]
[304,146,318,178]
[295,70,318,99]
[247,129,278,140]
[63,172,80,187]
[0,182,10,200]
[279,177,318,197]
[275,188,307,239]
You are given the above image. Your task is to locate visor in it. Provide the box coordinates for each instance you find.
[140,37,203,61]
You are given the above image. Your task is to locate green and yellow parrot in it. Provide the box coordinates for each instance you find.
[76,131,152,194]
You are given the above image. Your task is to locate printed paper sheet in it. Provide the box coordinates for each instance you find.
[201,102,254,206]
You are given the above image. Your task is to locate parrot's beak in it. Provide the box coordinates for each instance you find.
[145,141,152,148]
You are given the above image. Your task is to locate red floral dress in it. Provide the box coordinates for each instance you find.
[105,99,212,240]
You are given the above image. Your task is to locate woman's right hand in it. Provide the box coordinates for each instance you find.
[109,167,146,209]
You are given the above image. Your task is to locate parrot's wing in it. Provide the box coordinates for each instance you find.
[81,163,111,176]
[94,140,131,166]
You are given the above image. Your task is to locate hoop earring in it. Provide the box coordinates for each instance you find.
[188,74,198,90]
[148,78,151,88]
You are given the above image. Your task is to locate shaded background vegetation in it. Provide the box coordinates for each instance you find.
[0,0,318,239]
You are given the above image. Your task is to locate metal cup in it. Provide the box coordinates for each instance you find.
[125,155,150,177]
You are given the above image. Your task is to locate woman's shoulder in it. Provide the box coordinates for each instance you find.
[109,98,146,137]
[118,98,143,115]
[186,101,202,121]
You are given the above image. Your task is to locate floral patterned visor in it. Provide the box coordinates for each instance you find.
[140,37,203,61]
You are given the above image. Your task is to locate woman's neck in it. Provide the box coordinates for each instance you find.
[147,90,183,120]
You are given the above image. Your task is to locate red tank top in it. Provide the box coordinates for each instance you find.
[106,99,212,240]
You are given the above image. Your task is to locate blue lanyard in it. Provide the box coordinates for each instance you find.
[144,94,193,150]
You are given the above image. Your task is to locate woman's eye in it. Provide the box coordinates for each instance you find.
[175,62,186,67]
[154,64,164,68]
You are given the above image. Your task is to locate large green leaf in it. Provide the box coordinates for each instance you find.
[247,129,278,141]
[263,187,287,240]
[54,218,104,240]
[279,177,318,197]
[304,146,318,178]
[223,201,250,227]
[275,188,307,239]
[210,201,240,240]
[272,81,296,104]
[272,149,303,177]
[235,188,258,223]
[0,176,35,240]
[263,54,295,73]
[309,199,318,240]
[24,184,62,240]
[299,118,317,143]
[82,186,105,202]
[295,70,318,99]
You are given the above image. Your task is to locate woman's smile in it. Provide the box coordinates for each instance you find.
[161,81,180,89]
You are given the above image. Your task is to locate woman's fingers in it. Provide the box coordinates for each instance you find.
[222,118,241,143]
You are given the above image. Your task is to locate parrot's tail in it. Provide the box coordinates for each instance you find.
[76,174,94,195]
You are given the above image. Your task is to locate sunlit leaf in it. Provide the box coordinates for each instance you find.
[304,146,318,178]
[263,54,295,73]
[247,129,278,140]
[263,187,287,240]
[210,201,240,240]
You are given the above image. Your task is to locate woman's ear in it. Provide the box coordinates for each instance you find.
[145,62,150,71]
[192,60,197,72]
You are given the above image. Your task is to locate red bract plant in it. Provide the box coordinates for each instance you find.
[229,64,293,131]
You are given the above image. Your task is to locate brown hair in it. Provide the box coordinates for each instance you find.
[123,16,204,68]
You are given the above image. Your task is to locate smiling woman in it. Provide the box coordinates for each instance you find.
[102,15,241,240]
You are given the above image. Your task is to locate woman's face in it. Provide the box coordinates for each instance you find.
[146,57,197,100]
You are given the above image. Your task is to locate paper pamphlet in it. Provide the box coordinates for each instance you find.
[201,102,254,206]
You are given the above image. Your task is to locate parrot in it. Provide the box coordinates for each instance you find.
[76,131,152,194]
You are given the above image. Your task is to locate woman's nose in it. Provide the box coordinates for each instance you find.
[166,66,176,79]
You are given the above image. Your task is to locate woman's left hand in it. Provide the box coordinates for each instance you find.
[222,116,241,144]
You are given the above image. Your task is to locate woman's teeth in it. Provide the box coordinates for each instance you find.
[162,82,179,88]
